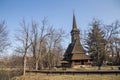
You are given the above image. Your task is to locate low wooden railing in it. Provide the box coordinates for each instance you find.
[26,70,120,76]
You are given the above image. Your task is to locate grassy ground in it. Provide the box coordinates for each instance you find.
[11,73,120,80]
[9,66,120,80]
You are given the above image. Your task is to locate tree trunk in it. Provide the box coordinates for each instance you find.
[23,55,26,75]
[40,58,44,70]
[35,61,38,70]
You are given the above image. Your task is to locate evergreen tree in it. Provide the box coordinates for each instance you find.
[86,20,106,68]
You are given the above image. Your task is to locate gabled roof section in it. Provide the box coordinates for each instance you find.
[71,40,85,54]
[64,43,72,56]
[63,43,73,61]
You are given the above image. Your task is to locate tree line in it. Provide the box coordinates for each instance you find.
[0,18,120,75]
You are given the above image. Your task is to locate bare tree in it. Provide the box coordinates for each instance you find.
[46,27,65,69]
[30,20,39,70]
[31,18,50,70]
[104,20,120,65]
[0,20,9,53]
[15,19,31,75]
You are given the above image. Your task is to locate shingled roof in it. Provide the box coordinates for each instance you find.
[63,41,91,61]
[71,40,85,54]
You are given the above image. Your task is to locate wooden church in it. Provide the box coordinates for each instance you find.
[62,13,91,68]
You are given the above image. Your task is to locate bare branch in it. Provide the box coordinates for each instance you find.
[0,20,9,52]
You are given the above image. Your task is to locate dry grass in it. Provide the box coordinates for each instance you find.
[0,69,22,80]
[11,73,120,80]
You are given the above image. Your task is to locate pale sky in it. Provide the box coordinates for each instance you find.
[0,0,120,55]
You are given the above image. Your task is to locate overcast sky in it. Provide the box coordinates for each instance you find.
[0,0,120,55]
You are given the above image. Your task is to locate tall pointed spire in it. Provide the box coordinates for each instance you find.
[71,12,80,43]
[72,12,77,30]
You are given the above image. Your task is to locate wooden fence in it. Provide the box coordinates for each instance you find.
[26,70,120,76]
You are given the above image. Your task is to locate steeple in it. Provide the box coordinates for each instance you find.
[71,13,80,43]
[72,13,77,30]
